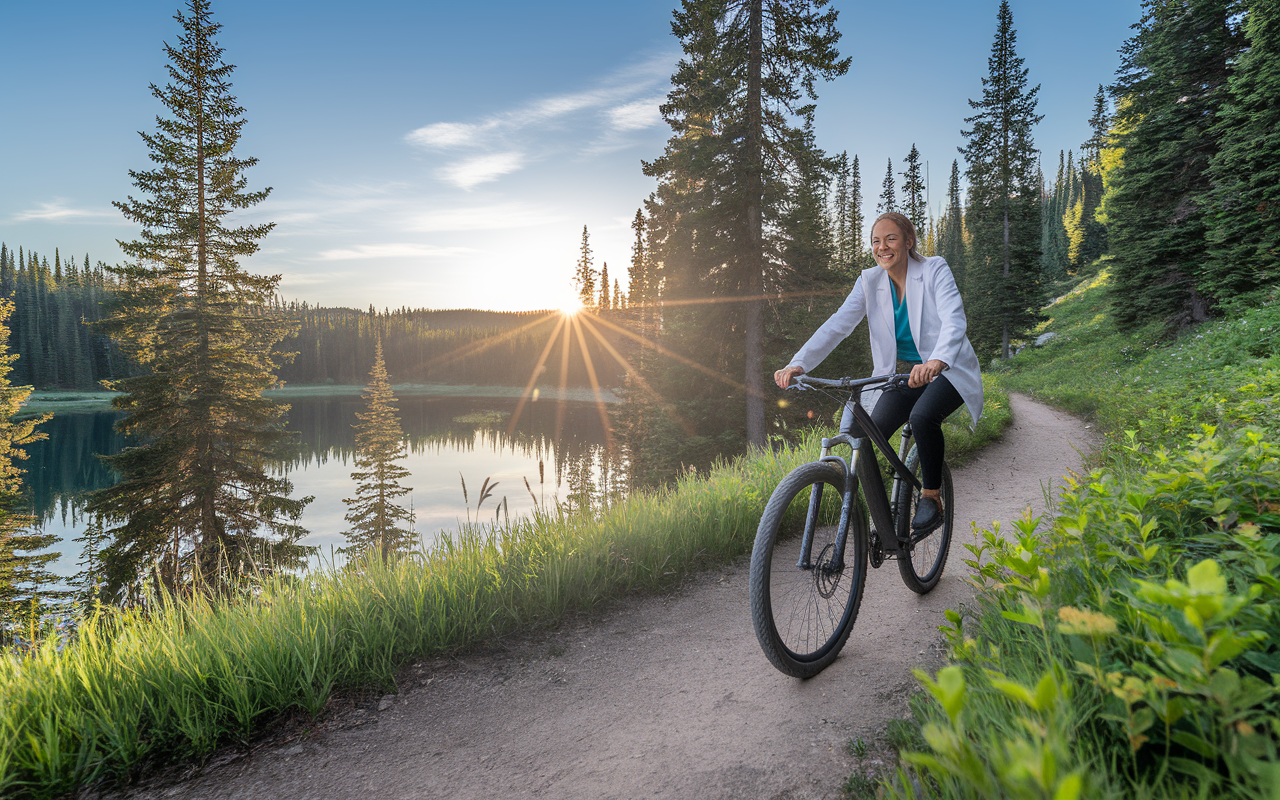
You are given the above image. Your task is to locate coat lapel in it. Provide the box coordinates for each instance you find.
[906,257,925,356]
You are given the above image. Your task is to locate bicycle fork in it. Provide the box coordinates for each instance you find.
[796,434,862,570]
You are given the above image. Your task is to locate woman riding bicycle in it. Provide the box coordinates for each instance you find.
[773,211,982,534]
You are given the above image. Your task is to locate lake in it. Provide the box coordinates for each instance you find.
[22,391,620,587]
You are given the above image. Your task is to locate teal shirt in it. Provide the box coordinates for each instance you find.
[891,283,922,363]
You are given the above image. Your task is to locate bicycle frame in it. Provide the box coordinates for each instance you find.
[793,375,920,570]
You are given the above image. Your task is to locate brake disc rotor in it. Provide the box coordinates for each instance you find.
[814,542,844,598]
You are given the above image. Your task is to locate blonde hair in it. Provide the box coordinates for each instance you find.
[871,212,923,261]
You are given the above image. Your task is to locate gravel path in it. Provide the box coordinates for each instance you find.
[108,393,1096,800]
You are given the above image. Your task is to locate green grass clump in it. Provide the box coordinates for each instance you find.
[885,265,1280,799]
[0,386,1011,798]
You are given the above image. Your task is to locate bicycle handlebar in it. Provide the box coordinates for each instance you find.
[789,373,910,392]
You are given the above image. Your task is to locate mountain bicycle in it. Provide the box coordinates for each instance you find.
[748,373,955,678]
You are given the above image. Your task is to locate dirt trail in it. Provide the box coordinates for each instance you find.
[111,394,1097,800]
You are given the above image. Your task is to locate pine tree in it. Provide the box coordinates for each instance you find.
[598,262,611,310]
[878,158,897,213]
[960,0,1043,360]
[1106,0,1246,329]
[342,338,415,562]
[613,279,623,310]
[848,154,867,268]
[0,299,57,638]
[831,151,855,273]
[642,0,848,449]
[940,159,966,290]
[1040,150,1071,280]
[627,208,651,310]
[1075,85,1110,265]
[900,144,927,235]
[574,225,596,308]
[86,0,311,600]
[1205,0,1280,308]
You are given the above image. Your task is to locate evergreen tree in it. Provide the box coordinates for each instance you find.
[642,0,848,449]
[900,144,927,235]
[831,151,855,273]
[848,154,867,268]
[86,0,311,600]
[878,158,897,213]
[940,159,966,290]
[1106,0,1246,329]
[627,209,651,310]
[613,279,623,310]
[342,338,415,562]
[960,0,1043,360]
[1205,0,1280,308]
[1040,150,1072,280]
[1075,84,1110,265]
[0,299,58,638]
[599,262,611,310]
[574,225,596,308]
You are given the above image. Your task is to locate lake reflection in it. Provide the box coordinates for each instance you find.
[24,394,620,581]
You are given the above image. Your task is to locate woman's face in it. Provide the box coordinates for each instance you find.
[871,219,910,273]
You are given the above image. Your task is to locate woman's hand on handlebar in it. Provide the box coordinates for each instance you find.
[774,365,805,389]
[908,359,947,389]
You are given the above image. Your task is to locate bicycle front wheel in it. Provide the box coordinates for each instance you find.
[895,445,954,594]
[749,461,868,678]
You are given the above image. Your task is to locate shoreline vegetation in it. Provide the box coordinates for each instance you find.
[20,384,624,416]
[0,384,1010,797]
[870,260,1280,799]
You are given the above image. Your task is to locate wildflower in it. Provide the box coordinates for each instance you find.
[1056,605,1118,637]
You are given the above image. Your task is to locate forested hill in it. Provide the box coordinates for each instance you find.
[0,253,629,391]
[277,304,628,387]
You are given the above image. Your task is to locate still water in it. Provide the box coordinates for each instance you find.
[24,393,620,584]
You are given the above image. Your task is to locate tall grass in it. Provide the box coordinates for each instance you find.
[1,387,1010,798]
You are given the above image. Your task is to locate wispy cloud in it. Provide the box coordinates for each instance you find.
[405,121,498,149]
[317,243,473,261]
[409,202,569,233]
[437,152,525,190]
[606,96,666,132]
[13,200,119,223]
[404,51,675,187]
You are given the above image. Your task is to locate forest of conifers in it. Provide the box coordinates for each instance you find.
[0,248,627,390]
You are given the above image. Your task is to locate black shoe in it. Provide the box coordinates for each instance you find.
[912,495,943,533]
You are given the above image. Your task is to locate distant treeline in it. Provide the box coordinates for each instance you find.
[0,244,130,390]
[0,256,630,392]
[276,304,628,388]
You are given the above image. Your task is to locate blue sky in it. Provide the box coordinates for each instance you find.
[1,0,1140,312]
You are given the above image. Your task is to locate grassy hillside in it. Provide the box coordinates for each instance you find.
[870,260,1280,800]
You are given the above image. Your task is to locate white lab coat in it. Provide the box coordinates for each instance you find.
[787,255,983,426]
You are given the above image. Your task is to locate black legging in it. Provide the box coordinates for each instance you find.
[842,375,964,491]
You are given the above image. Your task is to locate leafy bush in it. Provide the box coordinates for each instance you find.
[888,269,1280,799]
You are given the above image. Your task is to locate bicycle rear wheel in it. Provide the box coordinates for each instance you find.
[895,445,954,594]
[749,461,868,678]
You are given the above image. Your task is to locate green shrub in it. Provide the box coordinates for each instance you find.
[891,266,1280,799]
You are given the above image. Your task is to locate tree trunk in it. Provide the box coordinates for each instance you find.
[1002,199,1010,360]
[744,0,766,449]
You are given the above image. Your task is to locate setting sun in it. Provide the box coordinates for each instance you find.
[559,293,584,316]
